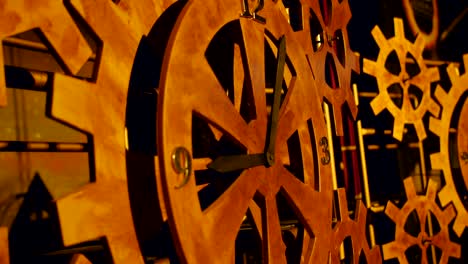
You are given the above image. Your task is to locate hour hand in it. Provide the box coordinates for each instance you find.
[207,153,267,173]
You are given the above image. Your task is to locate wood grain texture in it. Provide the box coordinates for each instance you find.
[158,0,334,262]
[48,0,175,263]
[0,0,93,106]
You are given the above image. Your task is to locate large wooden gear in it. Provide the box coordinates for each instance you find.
[383,178,460,264]
[430,54,468,236]
[0,0,176,263]
[157,0,341,262]
[51,1,178,262]
[363,17,440,141]
[286,0,359,136]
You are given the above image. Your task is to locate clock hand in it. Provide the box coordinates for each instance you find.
[265,35,286,166]
[207,36,286,174]
[207,153,267,173]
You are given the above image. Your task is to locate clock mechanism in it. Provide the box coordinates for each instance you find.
[1,0,467,263]
[157,0,336,262]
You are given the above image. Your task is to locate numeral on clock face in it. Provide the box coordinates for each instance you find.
[240,0,266,24]
[320,137,331,165]
[171,147,192,189]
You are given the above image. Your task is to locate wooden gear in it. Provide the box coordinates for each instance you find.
[363,17,440,141]
[330,189,381,263]
[157,0,339,262]
[0,0,176,263]
[289,0,359,136]
[429,54,468,236]
[383,178,460,263]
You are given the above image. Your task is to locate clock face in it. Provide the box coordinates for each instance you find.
[158,0,333,262]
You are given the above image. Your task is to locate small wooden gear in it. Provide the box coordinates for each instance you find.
[429,54,468,236]
[286,0,359,136]
[383,178,460,263]
[331,189,381,263]
[363,17,440,141]
[157,0,337,262]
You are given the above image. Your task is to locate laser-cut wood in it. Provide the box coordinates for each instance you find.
[286,0,360,136]
[38,0,177,263]
[430,54,468,237]
[157,0,335,262]
[383,178,460,263]
[363,18,440,141]
[0,0,93,106]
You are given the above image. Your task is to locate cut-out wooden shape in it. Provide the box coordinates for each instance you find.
[158,0,335,262]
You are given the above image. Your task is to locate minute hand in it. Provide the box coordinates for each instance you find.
[265,35,286,166]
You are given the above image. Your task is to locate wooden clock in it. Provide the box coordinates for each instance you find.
[157,0,334,262]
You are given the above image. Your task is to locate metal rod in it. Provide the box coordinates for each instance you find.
[5,66,49,91]
[0,141,88,152]
[354,84,377,248]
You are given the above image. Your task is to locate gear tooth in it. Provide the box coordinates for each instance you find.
[356,201,367,224]
[427,66,440,82]
[337,189,349,219]
[444,204,457,222]
[392,118,405,141]
[393,18,405,39]
[414,35,425,53]
[447,63,460,80]
[428,118,442,136]
[463,54,468,70]
[369,247,382,262]
[414,120,427,141]
[433,85,447,105]
[438,186,452,207]
[370,94,387,115]
[453,217,465,237]
[430,152,443,170]
[382,241,400,260]
[363,59,378,76]
[451,240,462,258]
[385,201,400,222]
[426,179,438,201]
[403,178,416,199]
[427,97,441,117]
[371,26,388,50]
